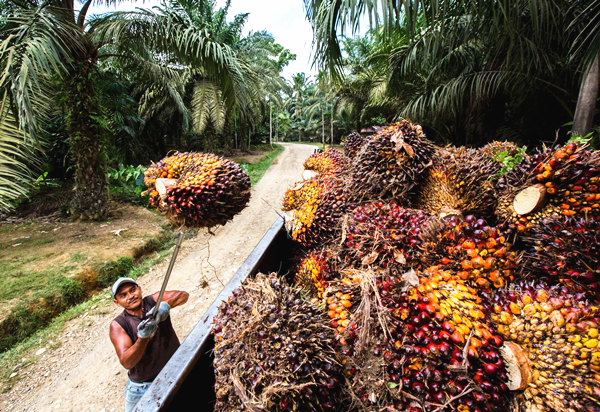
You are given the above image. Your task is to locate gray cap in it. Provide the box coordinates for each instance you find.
[111,277,138,298]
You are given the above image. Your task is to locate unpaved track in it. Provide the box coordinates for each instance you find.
[0,142,317,412]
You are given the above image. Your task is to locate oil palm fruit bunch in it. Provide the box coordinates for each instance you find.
[342,201,430,271]
[144,151,250,227]
[479,140,522,160]
[523,216,600,298]
[282,177,325,212]
[343,131,366,158]
[421,215,518,289]
[323,269,363,346]
[212,272,345,411]
[286,178,353,248]
[415,146,502,219]
[303,148,350,178]
[294,247,338,299]
[490,282,600,411]
[351,119,436,201]
[346,266,511,411]
[496,141,600,233]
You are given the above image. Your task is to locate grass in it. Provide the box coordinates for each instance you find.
[239,143,285,186]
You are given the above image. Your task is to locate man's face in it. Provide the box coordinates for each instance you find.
[113,283,143,311]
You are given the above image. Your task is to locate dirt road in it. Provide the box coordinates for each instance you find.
[0,142,316,412]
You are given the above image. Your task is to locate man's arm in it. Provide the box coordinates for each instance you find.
[110,320,151,370]
[151,290,189,308]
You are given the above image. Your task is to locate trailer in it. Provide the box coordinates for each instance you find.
[133,217,297,411]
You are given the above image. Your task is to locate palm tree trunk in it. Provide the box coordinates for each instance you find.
[67,60,108,220]
[572,54,599,137]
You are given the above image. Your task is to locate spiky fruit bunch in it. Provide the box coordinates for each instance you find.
[342,202,429,270]
[351,120,436,201]
[490,282,600,411]
[144,152,250,227]
[523,216,600,297]
[479,140,522,160]
[303,148,350,177]
[345,267,511,411]
[282,178,324,212]
[294,248,337,299]
[532,141,600,217]
[286,178,352,248]
[415,146,502,219]
[496,142,600,233]
[343,131,366,158]
[212,273,345,412]
[324,269,363,345]
[421,215,517,289]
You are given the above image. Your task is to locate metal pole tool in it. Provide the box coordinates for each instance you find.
[149,227,186,318]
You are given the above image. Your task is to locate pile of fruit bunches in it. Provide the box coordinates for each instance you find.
[144,152,250,227]
[213,120,600,411]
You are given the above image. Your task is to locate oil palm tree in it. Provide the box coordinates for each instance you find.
[305,0,600,144]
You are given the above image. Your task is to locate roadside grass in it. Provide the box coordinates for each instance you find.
[238,143,284,185]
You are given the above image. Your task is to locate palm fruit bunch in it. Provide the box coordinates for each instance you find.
[479,140,521,160]
[350,119,436,201]
[293,247,337,299]
[303,148,350,178]
[415,146,503,219]
[343,267,511,411]
[342,201,430,271]
[212,272,346,412]
[496,141,600,233]
[144,151,194,207]
[282,178,324,212]
[144,151,250,227]
[523,216,600,298]
[490,282,600,411]
[421,215,518,289]
[342,131,366,158]
[323,268,363,346]
[285,178,353,248]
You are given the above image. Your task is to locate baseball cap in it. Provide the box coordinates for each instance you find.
[111,277,139,298]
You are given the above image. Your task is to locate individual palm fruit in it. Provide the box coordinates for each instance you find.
[294,248,337,299]
[415,146,502,219]
[345,267,511,411]
[285,178,352,248]
[144,152,251,227]
[212,273,345,412]
[523,216,600,298]
[496,142,600,233]
[342,201,430,271]
[343,131,367,158]
[351,119,436,201]
[303,148,350,178]
[490,282,600,411]
[421,215,517,289]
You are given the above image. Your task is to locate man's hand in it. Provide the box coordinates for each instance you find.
[147,302,171,322]
[137,318,158,339]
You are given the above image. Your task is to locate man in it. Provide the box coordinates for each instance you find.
[109,277,189,412]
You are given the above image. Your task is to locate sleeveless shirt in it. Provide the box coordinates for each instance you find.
[113,295,180,383]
